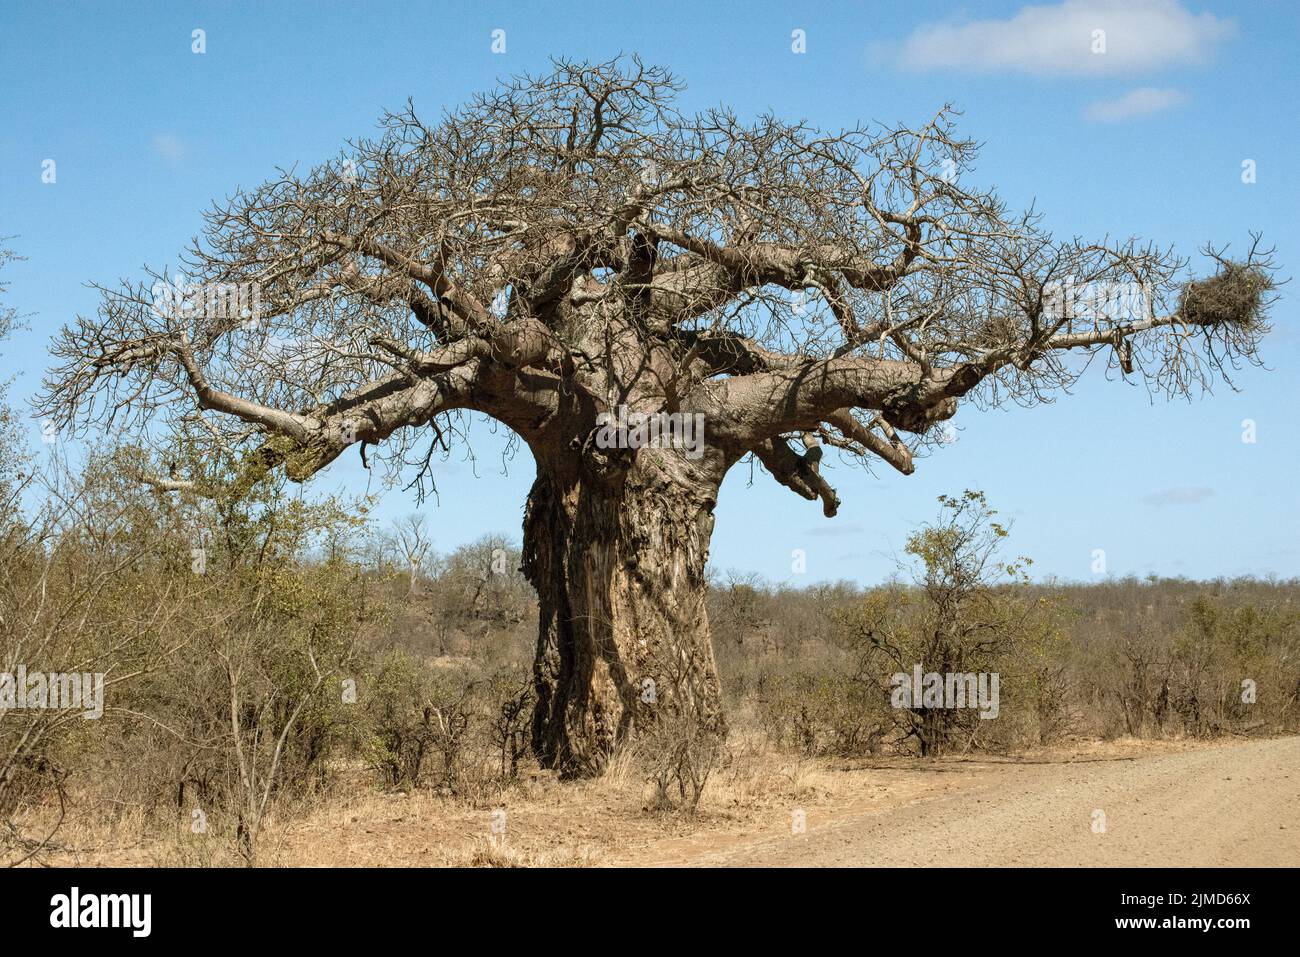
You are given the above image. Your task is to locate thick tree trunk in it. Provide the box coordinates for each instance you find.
[521,454,726,776]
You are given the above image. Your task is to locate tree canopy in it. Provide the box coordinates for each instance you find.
[39,56,1276,517]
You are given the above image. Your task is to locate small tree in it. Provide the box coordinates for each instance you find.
[120,447,370,864]
[839,491,1066,755]
[393,514,433,596]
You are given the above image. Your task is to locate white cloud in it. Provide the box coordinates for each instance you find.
[893,0,1235,76]
[1084,86,1188,121]
[1140,486,1215,507]
[151,133,188,163]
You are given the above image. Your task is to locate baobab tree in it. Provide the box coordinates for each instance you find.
[40,57,1275,776]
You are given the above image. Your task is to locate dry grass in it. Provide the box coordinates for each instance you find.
[13,729,1265,869]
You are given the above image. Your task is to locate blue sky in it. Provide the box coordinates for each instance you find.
[1,0,1297,584]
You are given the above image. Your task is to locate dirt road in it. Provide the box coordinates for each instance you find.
[677,737,1300,867]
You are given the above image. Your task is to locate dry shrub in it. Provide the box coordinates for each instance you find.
[361,649,536,801]
[636,637,727,814]
[755,670,887,757]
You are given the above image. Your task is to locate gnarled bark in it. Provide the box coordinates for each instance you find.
[522,453,725,775]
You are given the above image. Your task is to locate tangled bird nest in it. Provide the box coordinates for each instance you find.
[1178,262,1274,331]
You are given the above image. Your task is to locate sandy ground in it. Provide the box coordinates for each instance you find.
[655,736,1300,867]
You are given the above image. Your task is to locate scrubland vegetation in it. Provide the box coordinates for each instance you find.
[2,434,1297,865]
